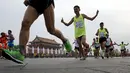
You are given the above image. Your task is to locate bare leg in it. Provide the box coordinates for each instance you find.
[81,35,89,57]
[121,51,123,57]
[76,38,84,59]
[75,49,78,58]
[110,49,113,58]
[100,41,106,58]
[97,49,100,57]
[43,4,67,43]
[19,6,39,55]
[101,41,106,50]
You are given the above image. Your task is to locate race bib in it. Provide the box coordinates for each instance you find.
[95,43,100,47]
[76,21,83,28]
[99,32,105,37]
[106,38,111,46]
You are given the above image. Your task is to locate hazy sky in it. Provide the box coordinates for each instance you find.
[0,0,130,49]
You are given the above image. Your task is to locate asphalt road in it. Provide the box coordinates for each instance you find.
[0,57,130,73]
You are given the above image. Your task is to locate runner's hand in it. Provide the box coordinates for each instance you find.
[61,18,64,23]
[96,10,99,15]
[24,0,30,6]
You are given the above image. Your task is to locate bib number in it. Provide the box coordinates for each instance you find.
[99,32,105,37]
[76,21,83,28]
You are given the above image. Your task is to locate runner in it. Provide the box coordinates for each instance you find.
[92,37,100,58]
[7,30,15,50]
[0,32,8,59]
[105,35,112,58]
[96,22,109,59]
[109,41,115,58]
[61,5,99,60]
[2,0,72,64]
[115,42,129,57]
[0,32,8,49]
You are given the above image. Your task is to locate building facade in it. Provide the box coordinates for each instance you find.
[26,36,65,58]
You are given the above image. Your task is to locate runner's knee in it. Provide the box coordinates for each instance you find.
[47,28,55,35]
[82,42,89,48]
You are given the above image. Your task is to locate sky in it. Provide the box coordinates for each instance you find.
[0,0,130,50]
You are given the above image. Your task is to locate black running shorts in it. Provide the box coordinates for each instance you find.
[105,45,111,48]
[95,47,100,49]
[29,0,54,14]
[99,37,106,44]
[75,47,79,51]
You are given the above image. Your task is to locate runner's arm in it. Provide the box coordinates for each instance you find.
[10,34,15,40]
[95,29,99,36]
[125,43,129,46]
[110,38,113,45]
[61,18,74,26]
[90,43,94,48]
[105,28,109,36]
[112,42,116,45]
[82,10,99,21]
[91,42,95,46]
[116,43,120,46]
